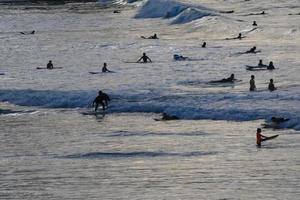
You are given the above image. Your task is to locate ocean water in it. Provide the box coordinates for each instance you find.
[1,0,300,199]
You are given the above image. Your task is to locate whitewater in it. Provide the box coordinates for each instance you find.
[0,0,300,199]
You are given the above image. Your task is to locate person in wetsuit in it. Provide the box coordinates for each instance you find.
[148,34,158,39]
[267,61,275,70]
[173,54,188,61]
[271,117,289,124]
[246,46,257,53]
[202,42,206,48]
[211,74,236,83]
[102,63,111,73]
[47,60,53,69]
[256,128,267,147]
[162,113,179,120]
[249,75,256,91]
[268,79,276,91]
[137,53,152,63]
[252,21,257,26]
[93,90,110,111]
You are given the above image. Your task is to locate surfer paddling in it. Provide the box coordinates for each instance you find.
[210,74,236,83]
[93,90,110,111]
[137,53,152,63]
[226,33,245,40]
[141,33,158,39]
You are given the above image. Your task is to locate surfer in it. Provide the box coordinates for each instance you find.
[20,30,35,35]
[252,21,257,26]
[256,128,267,147]
[202,42,206,48]
[226,33,245,40]
[93,90,110,111]
[173,54,188,61]
[271,117,289,124]
[210,74,236,83]
[244,46,259,54]
[102,63,112,73]
[161,113,179,120]
[258,59,267,67]
[137,53,152,63]
[249,75,256,91]
[141,34,158,39]
[268,79,276,91]
[47,60,53,69]
[267,61,275,70]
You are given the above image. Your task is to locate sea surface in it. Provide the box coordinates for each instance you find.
[1,0,300,199]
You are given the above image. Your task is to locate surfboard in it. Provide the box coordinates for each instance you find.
[81,110,105,116]
[36,67,63,70]
[89,72,101,74]
[262,134,279,142]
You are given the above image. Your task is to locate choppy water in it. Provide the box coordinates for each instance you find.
[1,0,300,199]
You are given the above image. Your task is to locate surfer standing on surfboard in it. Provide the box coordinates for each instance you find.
[93,90,110,111]
[256,128,267,147]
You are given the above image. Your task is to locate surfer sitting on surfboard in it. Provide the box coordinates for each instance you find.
[93,90,110,111]
[47,60,53,69]
[137,53,152,63]
[102,63,112,73]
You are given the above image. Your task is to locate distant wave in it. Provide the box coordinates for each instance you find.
[1,89,300,130]
[62,151,217,159]
[135,0,216,24]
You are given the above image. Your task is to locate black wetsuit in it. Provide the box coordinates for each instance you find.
[93,93,110,111]
[47,62,53,69]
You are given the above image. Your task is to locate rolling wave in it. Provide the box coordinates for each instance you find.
[135,0,216,24]
[1,89,300,130]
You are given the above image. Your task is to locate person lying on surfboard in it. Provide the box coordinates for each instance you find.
[210,74,236,83]
[244,46,260,54]
[93,90,110,111]
[137,53,152,63]
[173,54,189,61]
[141,33,158,39]
[271,117,289,124]
[47,60,53,69]
[226,33,245,40]
[162,113,179,120]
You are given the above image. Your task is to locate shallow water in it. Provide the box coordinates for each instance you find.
[1,0,300,199]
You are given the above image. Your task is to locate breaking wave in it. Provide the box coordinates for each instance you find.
[1,89,300,130]
[135,0,216,24]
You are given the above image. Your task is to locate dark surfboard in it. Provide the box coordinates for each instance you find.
[36,67,63,70]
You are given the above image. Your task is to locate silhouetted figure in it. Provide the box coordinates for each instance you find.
[256,128,266,147]
[267,61,275,70]
[245,46,258,53]
[137,53,152,63]
[258,59,266,67]
[161,113,179,120]
[47,60,53,69]
[271,117,289,124]
[249,75,256,91]
[268,79,276,91]
[149,33,158,39]
[202,42,206,48]
[113,10,120,13]
[93,90,110,111]
[237,33,242,39]
[252,21,257,26]
[173,54,188,61]
[141,34,158,39]
[20,30,35,35]
[102,62,112,73]
[226,33,245,40]
[211,74,236,83]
